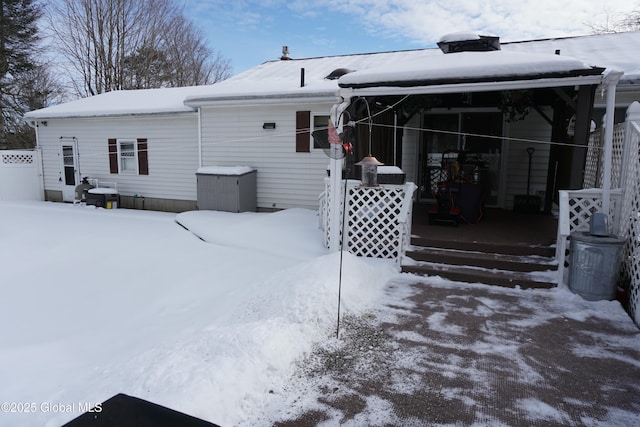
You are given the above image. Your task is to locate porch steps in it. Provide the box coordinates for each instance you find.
[402,238,558,289]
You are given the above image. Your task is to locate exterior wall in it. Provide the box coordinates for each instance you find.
[36,113,199,209]
[504,108,552,210]
[199,101,336,210]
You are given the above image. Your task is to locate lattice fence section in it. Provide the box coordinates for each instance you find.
[1,152,34,165]
[321,179,416,265]
[346,186,404,259]
[583,123,626,189]
[583,130,602,188]
[621,123,640,325]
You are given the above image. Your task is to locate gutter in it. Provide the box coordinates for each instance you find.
[184,92,338,108]
[339,74,604,98]
[22,109,198,121]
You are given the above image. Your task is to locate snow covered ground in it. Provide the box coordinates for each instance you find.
[0,201,395,427]
[1,201,639,427]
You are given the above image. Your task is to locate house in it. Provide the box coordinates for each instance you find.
[23,31,640,213]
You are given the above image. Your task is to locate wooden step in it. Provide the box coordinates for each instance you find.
[401,261,557,289]
[406,246,556,272]
[409,236,556,257]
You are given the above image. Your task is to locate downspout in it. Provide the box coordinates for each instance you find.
[601,70,623,218]
[197,107,203,168]
[329,98,351,252]
[26,119,45,200]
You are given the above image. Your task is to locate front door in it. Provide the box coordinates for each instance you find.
[418,111,504,206]
[60,139,79,202]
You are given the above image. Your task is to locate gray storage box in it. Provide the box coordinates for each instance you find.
[568,230,625,301]
[196,166,257,212]
[377,166,406,185]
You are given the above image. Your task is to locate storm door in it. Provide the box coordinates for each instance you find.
[418,112,503,206]
[60,139,79,202]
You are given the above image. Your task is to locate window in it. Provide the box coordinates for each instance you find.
[108,138,149,175]
[119,140,137,173]
[312,114,331,149]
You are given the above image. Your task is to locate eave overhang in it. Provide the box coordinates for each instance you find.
[338,69,605,98]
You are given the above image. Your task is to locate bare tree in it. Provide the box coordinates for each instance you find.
[161,15,231,87]
[47,0,231,96]
[586,7,640,33]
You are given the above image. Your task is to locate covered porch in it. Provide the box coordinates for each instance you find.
[322,33,626,290]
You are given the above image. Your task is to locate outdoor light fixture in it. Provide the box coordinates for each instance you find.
[355,154,384,187]
[262,122,276,129]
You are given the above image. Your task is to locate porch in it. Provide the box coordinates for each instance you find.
[403,204,560,289]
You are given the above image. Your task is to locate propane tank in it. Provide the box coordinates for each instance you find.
[75,177,95,202]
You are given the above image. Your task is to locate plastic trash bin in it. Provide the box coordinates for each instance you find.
[568,214,625,301]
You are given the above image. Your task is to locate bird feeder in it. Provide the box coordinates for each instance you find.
[355,154,384,187]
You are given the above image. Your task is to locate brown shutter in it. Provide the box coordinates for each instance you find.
[137,138,148,175]
[296,111,310,153]
[108,139,118,174]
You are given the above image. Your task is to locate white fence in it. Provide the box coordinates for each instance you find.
[557,103,640,325]
[0,150,43,201]
[320,178,416,266]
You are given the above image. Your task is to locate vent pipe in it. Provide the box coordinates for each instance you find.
[300,68,305,87]
[281,46,291,60]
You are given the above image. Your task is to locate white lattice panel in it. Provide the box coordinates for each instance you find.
[584,123,626,189]
[321,179,416,265]
[1,152,34,165]
[608,123,626,188]
[584,130,602,188]
[621,124,640,325]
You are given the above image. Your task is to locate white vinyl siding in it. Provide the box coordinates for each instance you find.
[37,113,198,201]
[504,108,552,209]
[200,101,336,210]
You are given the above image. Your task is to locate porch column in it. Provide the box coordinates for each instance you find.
[602,70,623,216]
[329,98,351,252]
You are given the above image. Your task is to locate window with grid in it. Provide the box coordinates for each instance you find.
[118,140,138,173]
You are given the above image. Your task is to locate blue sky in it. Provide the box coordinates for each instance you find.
[182,0,638,75]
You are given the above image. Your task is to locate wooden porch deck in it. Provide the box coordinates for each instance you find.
[410,203,558,249]
[404,204,559,288]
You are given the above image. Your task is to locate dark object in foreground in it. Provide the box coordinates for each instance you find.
[61,393,220,427]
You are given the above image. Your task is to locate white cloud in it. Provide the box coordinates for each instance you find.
[288,0,640,46]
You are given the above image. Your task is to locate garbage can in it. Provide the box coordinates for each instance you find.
[568,214,625,301]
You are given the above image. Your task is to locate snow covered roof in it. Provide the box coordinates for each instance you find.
[23,86,206,119]
[501,31,640,81]
[337,50,603,90]
[24,31,640,119]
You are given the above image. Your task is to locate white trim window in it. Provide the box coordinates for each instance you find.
[118,139,138,174]
[312,113,331,149]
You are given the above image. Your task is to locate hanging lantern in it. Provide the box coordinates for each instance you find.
[355,154,384,187]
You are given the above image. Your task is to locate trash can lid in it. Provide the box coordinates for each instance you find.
[571,231,625,244]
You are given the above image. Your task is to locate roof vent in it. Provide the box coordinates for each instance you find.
[437,33,501,54]
[325,68,354,80]
[281,46,291,60]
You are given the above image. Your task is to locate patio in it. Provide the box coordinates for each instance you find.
[271,276,640,426]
